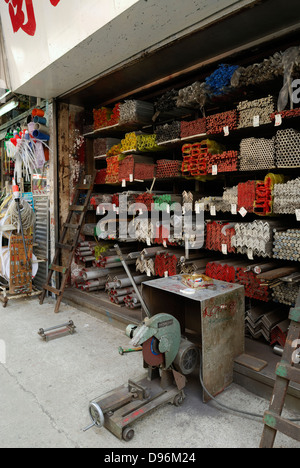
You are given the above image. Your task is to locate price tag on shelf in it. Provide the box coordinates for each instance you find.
[253,115,260,127]
[296,209,300,221]
[164,271,169,278]
[163,240,167,248]
[275,114,282,126]
[222,244,228,255]
[210,205,216,216]
[146,237,151,246]
[223,126,229,136]
[122,179,126,187]
[247,248,254,260]
[239,207,247,218]
[212,165,218,176]
[231,204,237,215]
[129,174,134,182]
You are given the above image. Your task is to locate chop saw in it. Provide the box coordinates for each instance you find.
[84,244,199,441]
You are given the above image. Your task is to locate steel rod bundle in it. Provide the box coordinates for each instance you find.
[95,169,107,184]
[237,96,275,128]
[273,229,300,261]
[206,150,239,174]
[271,108,300,122]
[239,137,276,171]
[206,110,238,134]
[181,118,206,138]
[272,281,300,307]
[93,138,120,157]
[231,51,284,88]
[238,180,257,212]
[154,89,179,113]
[154,121,181,143]
[275,128,300,168]
[205,64,239,97]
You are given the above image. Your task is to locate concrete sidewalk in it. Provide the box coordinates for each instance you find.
[0,296,299,449]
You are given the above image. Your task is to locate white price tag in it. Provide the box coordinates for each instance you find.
[146,238,151,246]
[166,204,170,214]
[231,204,237,215]
[253,115,260,127]
[122,179,126,187]
[195,203,200,214]
[210,205,216,216]
[129,174,134,182]
[164,271,169,278]
[275,114,282,126]
[239,207,247,218]
[223,126,229,136]
[146,268,151,277]
[296,209,300,221]
[163,240,167,248]
[222,244,228,255]
[212,165,218,176]
[247,248,254,260]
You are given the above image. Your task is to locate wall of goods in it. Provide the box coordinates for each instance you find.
[72,45,300,350]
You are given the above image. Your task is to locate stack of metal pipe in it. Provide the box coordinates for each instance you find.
[275,128,300,168]
[239,137,276,171]
[273,177,300,214]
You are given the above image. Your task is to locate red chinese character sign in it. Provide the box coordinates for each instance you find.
[4,0,61,36]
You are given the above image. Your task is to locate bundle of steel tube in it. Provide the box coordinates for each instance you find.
[181,117,206,138]
[237,96,275,128]
[75,242,97,263]
[206,151,239,174]
[236,266,270,301]
[95,169,107,185]
[118,100,154,126]
[271,108,300,122]
[275,128,300,168]
[181,140,224,177]
[206,110,238,134]
[93,103,120,130]
[239,137,276,171]
[118,155,155,182]
[156,159,182,178]
[155,121,181,143]
[205,221,236,253]
[273,229,300,261]
[134,162,156,180]
[176,81,207,108]
[273,177,300,214]
[105,155,121,184]
[237,180,257,212]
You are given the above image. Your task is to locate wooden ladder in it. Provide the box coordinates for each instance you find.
[39,175,95,313]
[260,297,300,448]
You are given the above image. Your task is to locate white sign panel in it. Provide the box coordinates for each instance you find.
[0,0,139,91]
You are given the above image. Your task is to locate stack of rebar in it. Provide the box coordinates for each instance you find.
[275,128,300,168]
[206,110,238,135]
[273,229,300,261]
[239,137,276,171]
[181,118,207,138]
[273,177,300,214]
[270,108,300,122]
[237,96,275,128]
[156,159,182,179]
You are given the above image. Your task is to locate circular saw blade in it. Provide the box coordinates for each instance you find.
[142,337,164,367]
